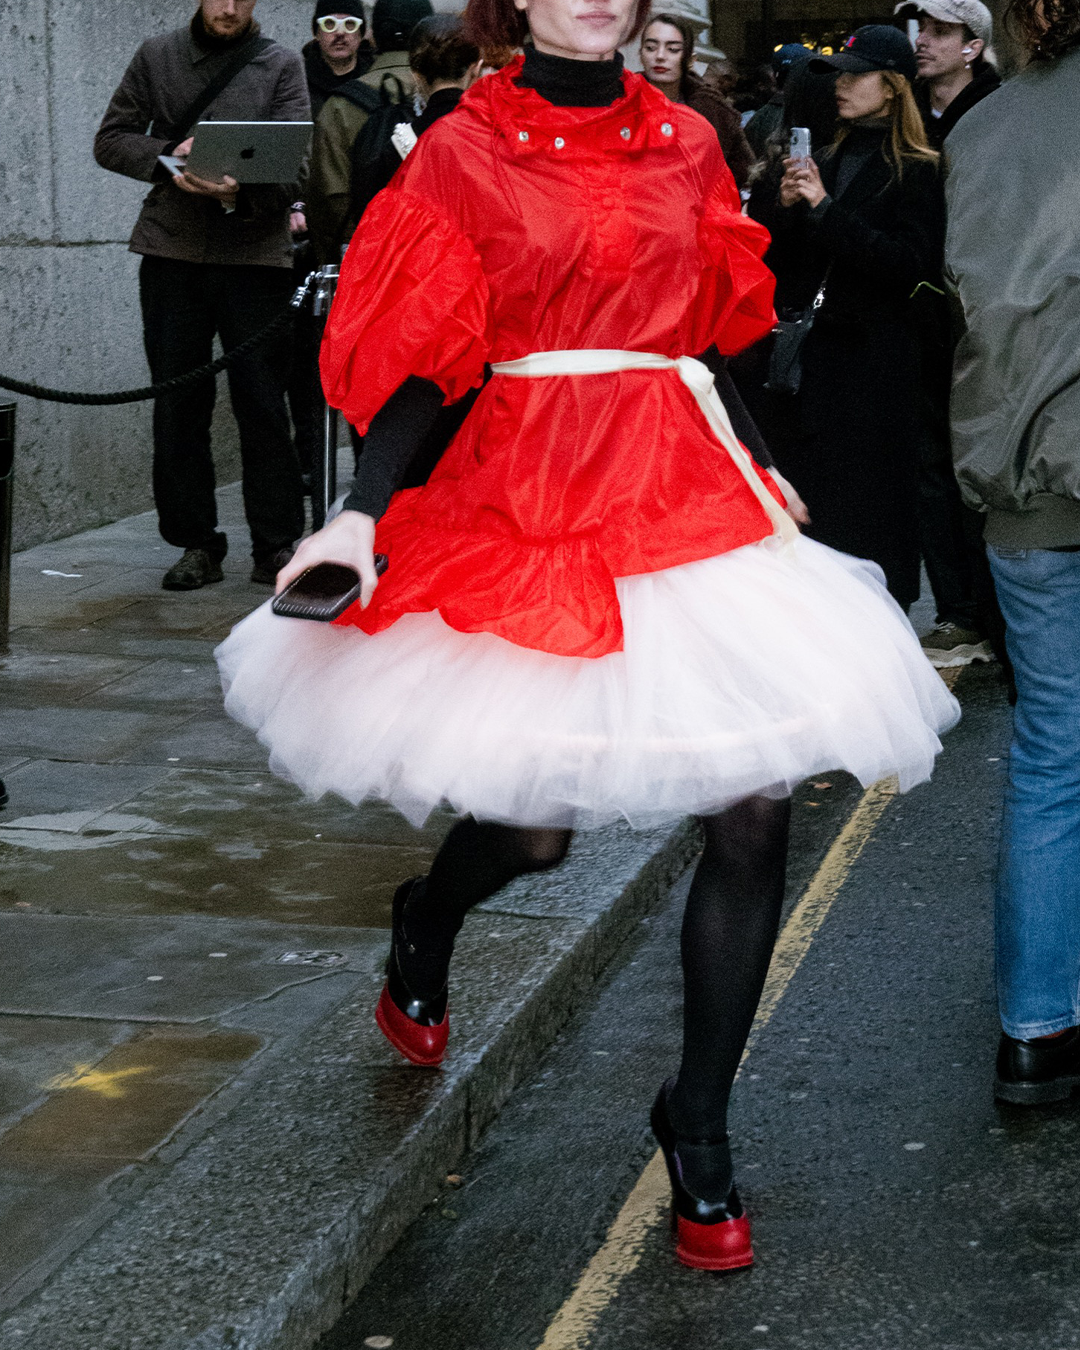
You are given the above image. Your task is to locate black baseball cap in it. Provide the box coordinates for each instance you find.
[810,25,918,81]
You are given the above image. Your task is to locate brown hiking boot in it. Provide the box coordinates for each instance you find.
[162,548,225,591]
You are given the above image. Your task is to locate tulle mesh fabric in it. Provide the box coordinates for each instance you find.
[216,537,959,830]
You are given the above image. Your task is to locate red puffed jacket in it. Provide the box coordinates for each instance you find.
[320,58,779,659]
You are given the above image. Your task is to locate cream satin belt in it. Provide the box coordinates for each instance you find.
[489,350,798,549]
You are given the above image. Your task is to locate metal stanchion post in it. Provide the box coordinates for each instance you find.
[0,403,14,653]
[313,265,340,531]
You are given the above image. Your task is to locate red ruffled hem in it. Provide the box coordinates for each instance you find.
[332,468,785,659]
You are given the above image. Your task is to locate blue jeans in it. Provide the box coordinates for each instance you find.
[988,545,1080,1038]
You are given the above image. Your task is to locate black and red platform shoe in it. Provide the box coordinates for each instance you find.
[375,878,449,1068]
[650,1079,754,1272]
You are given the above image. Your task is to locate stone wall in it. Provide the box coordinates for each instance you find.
[0,1,319,551]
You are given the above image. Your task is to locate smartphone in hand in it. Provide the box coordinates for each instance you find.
[271,558,388,622]
[789,126,811,163]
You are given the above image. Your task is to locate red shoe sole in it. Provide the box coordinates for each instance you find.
[675,1213,754,1271]
[375,984,448,1067]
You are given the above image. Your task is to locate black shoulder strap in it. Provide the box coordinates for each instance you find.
[327,79,384,115]
[156,34,274,141]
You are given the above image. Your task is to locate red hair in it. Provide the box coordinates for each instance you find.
[465,0,652,51]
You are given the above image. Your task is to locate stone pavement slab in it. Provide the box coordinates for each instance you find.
[0,486,698,1348]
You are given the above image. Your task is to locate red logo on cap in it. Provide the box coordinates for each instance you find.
[843,33,857,47]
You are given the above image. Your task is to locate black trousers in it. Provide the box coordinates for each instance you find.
[915,414,980,630]
[139,256,305,562]
[287,247,321,482]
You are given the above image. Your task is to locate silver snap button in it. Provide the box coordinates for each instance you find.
[518,130,529,142]
[660,122,673,136]
[554,136,565,149]
[620,126,631,140]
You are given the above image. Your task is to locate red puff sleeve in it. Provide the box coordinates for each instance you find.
[319,188,493,434]
[686,168,776,358]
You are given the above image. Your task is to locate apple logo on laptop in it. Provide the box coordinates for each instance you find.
[240,146,256,160]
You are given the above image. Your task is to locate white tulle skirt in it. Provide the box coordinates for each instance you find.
[215,536,959,830]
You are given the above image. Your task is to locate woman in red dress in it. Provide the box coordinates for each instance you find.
[217,0,957,1271]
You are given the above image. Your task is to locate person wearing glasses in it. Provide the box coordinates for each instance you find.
[289,6,375,495]
[305,0,434,267]
[306,5,373,123]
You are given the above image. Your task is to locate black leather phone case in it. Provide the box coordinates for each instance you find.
[271,557,388,622]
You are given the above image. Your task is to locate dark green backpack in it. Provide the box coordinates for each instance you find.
[335,73,411,224]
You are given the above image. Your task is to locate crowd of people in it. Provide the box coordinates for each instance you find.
[93,0,1080,1277]
[95,0,1006,678]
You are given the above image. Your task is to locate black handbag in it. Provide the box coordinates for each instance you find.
[764,270,829,396]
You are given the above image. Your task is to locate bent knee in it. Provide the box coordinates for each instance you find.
[518,828,572,873]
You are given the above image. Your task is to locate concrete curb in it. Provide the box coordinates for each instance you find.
[0,818,697,1350]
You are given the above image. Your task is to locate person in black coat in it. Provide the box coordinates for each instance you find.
[755,27,944,611]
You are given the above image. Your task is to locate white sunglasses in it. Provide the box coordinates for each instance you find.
[317,15,363,33]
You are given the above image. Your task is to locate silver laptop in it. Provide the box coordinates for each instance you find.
[184,121,313,184]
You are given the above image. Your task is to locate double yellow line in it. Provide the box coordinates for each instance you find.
[535,774,904,1349]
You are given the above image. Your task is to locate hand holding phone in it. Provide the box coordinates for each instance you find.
[272,558,389,622]
[789,126,811,163]
[275,510,384,611]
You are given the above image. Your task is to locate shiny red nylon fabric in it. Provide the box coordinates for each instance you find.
[321,60,780,659]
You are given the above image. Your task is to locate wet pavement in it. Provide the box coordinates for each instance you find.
[0,487,452,1312]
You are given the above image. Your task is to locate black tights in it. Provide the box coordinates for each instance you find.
[400,798,791,1196]
[400,819,572,987]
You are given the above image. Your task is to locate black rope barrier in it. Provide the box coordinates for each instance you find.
[0,304,296,406]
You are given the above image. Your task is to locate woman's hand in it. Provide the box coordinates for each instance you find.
[779,156,827,210]
[768,468,811,527]
[275,510,383,608]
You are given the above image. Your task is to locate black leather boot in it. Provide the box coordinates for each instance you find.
[995,1027,1080,1104]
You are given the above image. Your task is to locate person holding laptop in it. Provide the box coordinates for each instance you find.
[94,0,310,590]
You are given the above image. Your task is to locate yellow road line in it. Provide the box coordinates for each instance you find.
[536,774,904,1350]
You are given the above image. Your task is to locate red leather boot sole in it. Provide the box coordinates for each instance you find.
[375,984,448,1067]
[675,1212,754,1271]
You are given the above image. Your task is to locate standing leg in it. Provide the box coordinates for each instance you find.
[666,795,791,1198]
[287,251,320,491]
[216,264,305,572]
[986,547,1080,1042]
[916,425,980,629]
[139,256,224,560]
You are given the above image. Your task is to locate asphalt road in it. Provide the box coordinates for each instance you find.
[321,663,1080,1350]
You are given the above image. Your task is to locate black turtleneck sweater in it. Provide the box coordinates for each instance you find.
[515,46,625,107]
[341,48,771,521]
[808,122,888,223]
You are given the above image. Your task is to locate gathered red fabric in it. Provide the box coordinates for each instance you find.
[321,59,779,659]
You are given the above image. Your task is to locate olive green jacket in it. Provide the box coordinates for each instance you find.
[304,51,416,264]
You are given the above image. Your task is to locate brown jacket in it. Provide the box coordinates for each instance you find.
[683,75,755,190]
[94,21,310,268]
